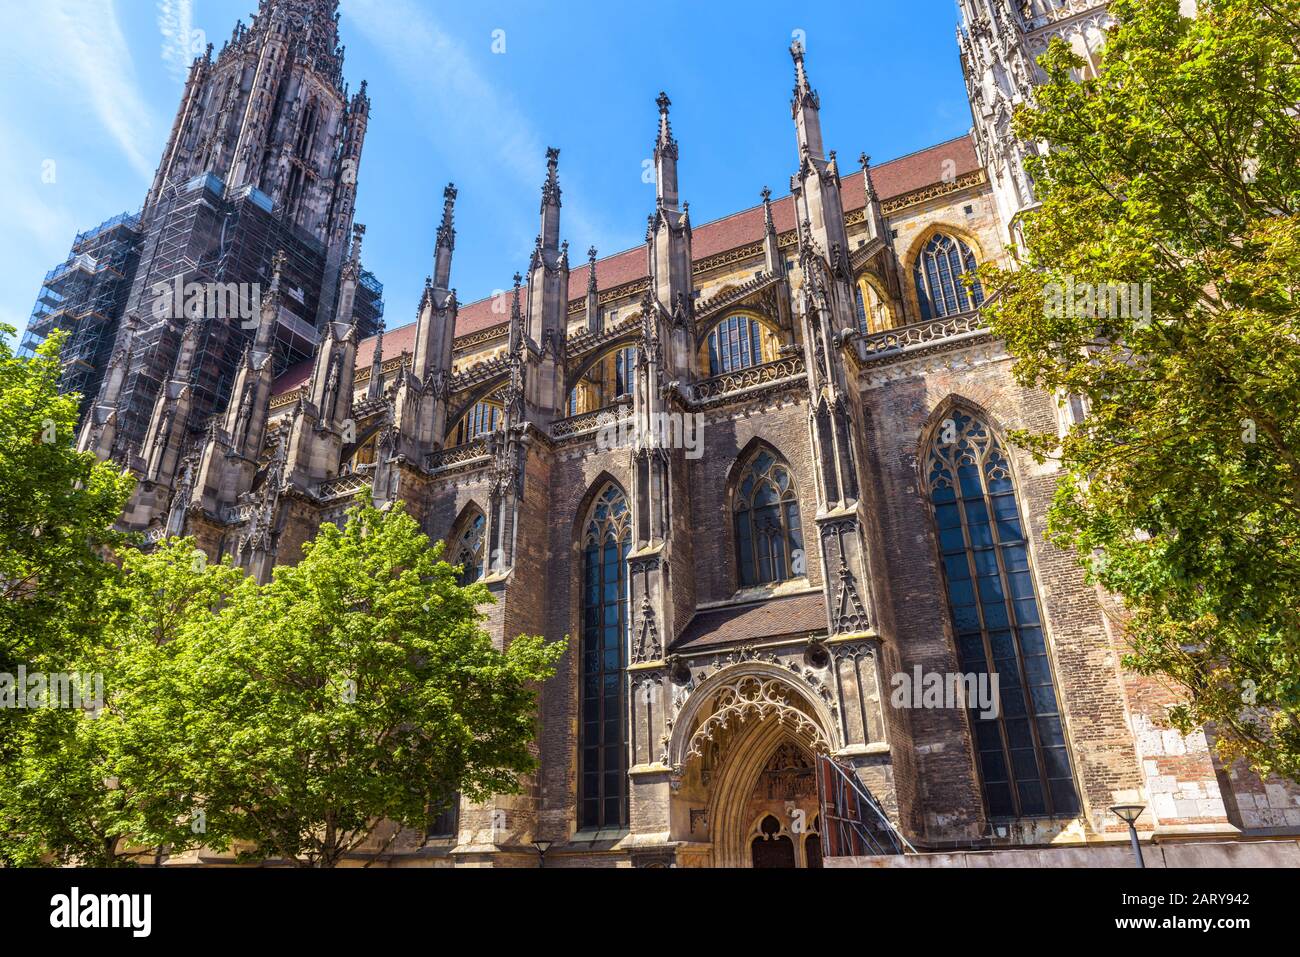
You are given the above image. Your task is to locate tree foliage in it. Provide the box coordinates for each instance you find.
[0,325,134,758]
[979,0,1300,778]
[1,503,562,867]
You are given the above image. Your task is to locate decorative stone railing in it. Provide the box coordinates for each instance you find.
[450,354,510,394]
[425,439,490,473]
[551,400,634,440]
[856,311,986,362]
[693,270,780,324]
[317,471,372,502]
[567,316,640,359]
[222,503,256,525]
[691,354,806,403]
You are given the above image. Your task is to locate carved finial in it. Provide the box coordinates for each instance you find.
[859,152,871,169]
[655,91,678,157]
[437,183,457,252]
[541,148,561,210]
[761,186,772,203]
[790,38,819,111]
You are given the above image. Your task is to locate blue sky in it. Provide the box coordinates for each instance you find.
[0,0,972,342]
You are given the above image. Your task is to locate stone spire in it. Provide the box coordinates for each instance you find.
[523,150,569,423]
[586,246,600,333]
[413,183,458,384]
[762,186,782,274]
[655,91,680,211]
[790,39,825,161]
[433,183,457,291]
[645,93,695,379]
[366,323,386,401]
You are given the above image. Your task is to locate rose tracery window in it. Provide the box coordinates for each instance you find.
[733,449,805,587]
[913,233,984,320]
[927,410,1079,819]
[580,484,631,830]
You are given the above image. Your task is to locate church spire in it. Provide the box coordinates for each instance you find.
[539,147,562,253]
[366,323,385,401]
[586,246,600,333]
[790,39,825,161]
[433,183,456,291]
[655,92,679,211]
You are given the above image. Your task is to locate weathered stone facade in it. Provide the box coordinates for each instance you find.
[76,0,1300,867]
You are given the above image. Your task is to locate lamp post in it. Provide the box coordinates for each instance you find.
[532,839,553,869]
[1109,804,1146,868]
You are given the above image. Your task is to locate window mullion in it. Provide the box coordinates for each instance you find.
[952,460,1020,820]
[982,463,1057,818]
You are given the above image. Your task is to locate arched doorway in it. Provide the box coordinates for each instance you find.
[667,663,837,868]
[751,815,796,868]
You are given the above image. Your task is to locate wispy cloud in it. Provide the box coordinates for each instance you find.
[0,0,158,180]
[157,0,198,83]
[0,0,160,342]
[341,0,611,261]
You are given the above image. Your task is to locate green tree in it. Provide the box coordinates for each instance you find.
[0,540,242,866]
[979,0,1300,778]
[0,324,133,766]
[2,506,562,867]
[185,502,563,866]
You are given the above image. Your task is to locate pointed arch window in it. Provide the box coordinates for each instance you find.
[450,509,486,585]
[454,398,502,446]
[733,449,805,587]
[854,276,895,335]
[927,410,1078,819]
[706,314,775,376]
[913,233,984,320]
[567,347,639,416]
[580,484,631,829]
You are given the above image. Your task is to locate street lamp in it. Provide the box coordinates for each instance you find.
[532,839,553,869]
[1109,804,1146,868]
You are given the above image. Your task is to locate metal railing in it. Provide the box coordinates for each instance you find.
[816,754,915,858]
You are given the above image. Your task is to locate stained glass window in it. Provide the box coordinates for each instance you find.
[452,510,486,585]
[580,484,631,829]
[454,399,502,446]
[707,314,767,375]
[927,410,1078,819]
[913,233,984,320]
[733,449,804,587]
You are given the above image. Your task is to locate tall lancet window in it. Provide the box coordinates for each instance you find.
[450,509,486,586]
[454,398,502,446]
[913,233,985,320]
[580,484,631,829]
[733,448,805,587]
[927,410,1078,819]
[705,314,776,375]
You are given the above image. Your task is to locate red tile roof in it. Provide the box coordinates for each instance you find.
[670,591,828,652]
[272,135,978,397]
